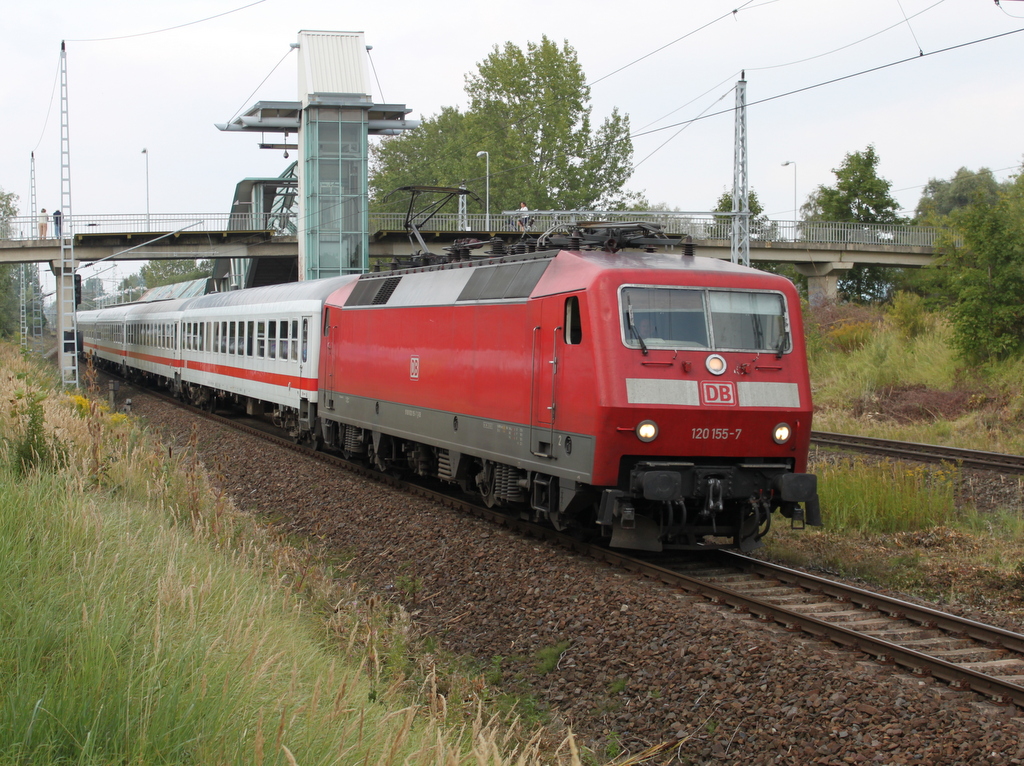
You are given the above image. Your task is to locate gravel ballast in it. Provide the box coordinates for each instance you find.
[129,391,1024,765]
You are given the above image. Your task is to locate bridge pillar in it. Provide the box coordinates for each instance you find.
[794,262,853,305]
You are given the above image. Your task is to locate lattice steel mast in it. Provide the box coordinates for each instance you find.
[57,41,78,387]
[730,73,750,267]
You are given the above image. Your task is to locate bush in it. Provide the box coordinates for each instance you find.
[887,291,930,340]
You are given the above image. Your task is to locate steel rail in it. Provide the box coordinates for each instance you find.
[594,548,1024,707]
[811,430,1024,474]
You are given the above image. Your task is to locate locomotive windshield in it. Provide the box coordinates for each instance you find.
[621,287,789,353]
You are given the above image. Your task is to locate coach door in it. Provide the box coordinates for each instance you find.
[530,298,563,458]
[298,316,312,393]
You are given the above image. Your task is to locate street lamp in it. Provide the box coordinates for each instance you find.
[476,150,489,231]
[142,148,150,229]
[781,160,797,222]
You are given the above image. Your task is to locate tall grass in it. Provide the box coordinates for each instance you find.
[0,347,582,766]
[814,455,960,534]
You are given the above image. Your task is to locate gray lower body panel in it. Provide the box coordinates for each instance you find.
[320,389,594,482]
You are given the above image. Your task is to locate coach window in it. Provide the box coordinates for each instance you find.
[290,320,299,361]
[228,322,235,354]
[237,322,245,356]
[564,296,582,345]
[220,322,228,353]
[302,318,309,363]
[279,321,290,360]
[247,321,254,356]
[257,321,266,358]
[267,321,277,359]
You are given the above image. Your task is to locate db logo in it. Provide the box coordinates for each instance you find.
[700,380,736,406]
[410,355,420,380]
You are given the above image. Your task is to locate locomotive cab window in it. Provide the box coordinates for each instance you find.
[564,296,582,345]
[620,287,789,353]
[621,287,708,349]
[709,291,788,352]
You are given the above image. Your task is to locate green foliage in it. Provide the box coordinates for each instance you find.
[713,188,778,241]
[915,166,1008,222]
[943,172,1024,363]
[887,291,930,340]
[139,258,212,288]
[370,37,641,216]
[804,145,906,302]
[0,185,18,238]
[7,389,64,475]
[817,457,959,534]
[532,641,570,674]
[826,320,875,352]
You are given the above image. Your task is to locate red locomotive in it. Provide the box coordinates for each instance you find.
[316,223,820,551]
[78,222,820,552]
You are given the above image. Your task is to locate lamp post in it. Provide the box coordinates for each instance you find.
[142,148,150,230]
[476,150,489,231]
[781,160,797,223]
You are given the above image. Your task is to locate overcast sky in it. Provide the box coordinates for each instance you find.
[5,0,1023,233]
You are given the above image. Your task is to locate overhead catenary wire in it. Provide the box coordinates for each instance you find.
[64,0,270,43]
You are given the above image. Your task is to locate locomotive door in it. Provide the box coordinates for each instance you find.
[530,298,563,458]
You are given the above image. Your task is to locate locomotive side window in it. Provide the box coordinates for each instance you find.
[564,296,582,345]
[708,291,788,352]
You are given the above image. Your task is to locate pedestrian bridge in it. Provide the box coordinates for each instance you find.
[1,210,951,302]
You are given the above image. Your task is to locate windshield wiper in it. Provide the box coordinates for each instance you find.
[626,299,649,356]
[775,329,789,359]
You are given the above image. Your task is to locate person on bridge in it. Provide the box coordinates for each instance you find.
[517,202,530,232]
[53,209,62,239]
[37,209,48,239]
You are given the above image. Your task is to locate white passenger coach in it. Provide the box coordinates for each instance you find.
[77,276,355,440]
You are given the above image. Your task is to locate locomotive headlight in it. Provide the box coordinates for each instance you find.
[636,420,659,442]
[705,354,727,376]
[773,423,792,444]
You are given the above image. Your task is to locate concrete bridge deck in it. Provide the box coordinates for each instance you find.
[2,211,948,302]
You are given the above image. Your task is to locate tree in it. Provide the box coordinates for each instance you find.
[943,172,1024,362]
[803,146,906,302]
[370,37,640,218]
[713,189,774,240]
[0,185,17,239]
[915,166,1007,222]
[0,187,21,334]
[139,259,211,288]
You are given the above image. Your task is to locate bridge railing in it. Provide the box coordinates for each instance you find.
[2,211,951,249]
[374,211,950,248]
[1,213,289,240]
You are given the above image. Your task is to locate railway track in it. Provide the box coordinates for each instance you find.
[130,383,1024,710]
[811,430,1024,474]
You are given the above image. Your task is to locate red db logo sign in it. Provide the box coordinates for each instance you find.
[700,381,736,406]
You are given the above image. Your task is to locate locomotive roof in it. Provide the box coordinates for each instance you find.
[331,246,791,310]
